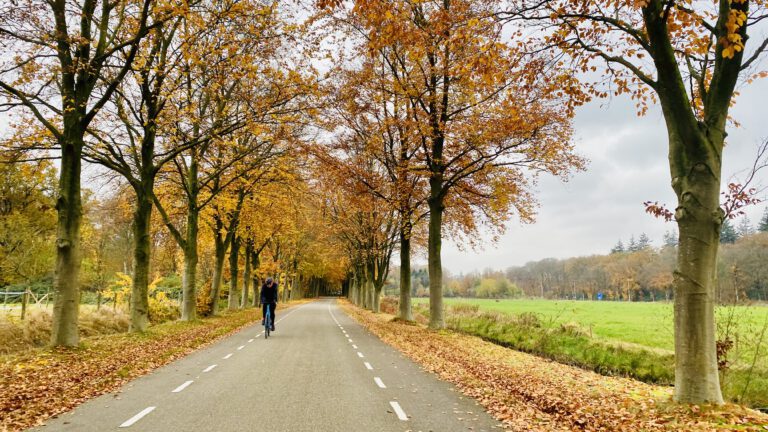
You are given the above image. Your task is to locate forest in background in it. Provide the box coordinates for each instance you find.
[386,214,768,304]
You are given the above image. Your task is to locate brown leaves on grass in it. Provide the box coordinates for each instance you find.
[343,302,768,431]
[0,304,301,432]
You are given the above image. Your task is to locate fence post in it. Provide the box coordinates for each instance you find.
[21,290,28,320]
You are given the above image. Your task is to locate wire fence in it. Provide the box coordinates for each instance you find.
[0,288,52,320]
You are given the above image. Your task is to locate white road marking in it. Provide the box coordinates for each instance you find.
[352,344,358,349]
[223,353,233,359]
[248,338,254,343]
[203,364,217,373]
[364,362,373,370]
[348,338,353,343]
[374,377,387,388]
[389,401,408,421]
[357,352,364,358]
[119,406,155,427]
[172,380,193,393]
[237,345,245,350]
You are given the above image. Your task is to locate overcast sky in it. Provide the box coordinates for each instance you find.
[435,79,768,274]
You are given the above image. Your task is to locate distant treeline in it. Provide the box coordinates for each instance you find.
[506,230,768,303]
[387,228,768,303]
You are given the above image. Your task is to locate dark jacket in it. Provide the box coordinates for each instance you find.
[260,282,278,304]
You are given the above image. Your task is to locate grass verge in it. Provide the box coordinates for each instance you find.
[401,299,768,409]
[0,301,308,432]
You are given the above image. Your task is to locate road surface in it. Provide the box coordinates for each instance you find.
[32,299,502,431]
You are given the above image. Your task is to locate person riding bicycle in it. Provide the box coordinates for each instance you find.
[260,277,278,331]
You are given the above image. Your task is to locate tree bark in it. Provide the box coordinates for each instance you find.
[228,236,240,310]
[209,229,227,315]
[427,186,445,329]
[370,260,381,313]
[130,186,152,332]
[669,132,725,404]
[399,223,413,321]
[180,203,199,321]
[51,131,83,347]
[241,240,252,308]
[251,250,260,307]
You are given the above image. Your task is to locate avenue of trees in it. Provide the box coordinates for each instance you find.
[1,0,767,406]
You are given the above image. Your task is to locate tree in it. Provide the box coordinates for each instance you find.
[737,216,754,238]
[337,0,585,329]
[627,235,638,252]
[636,233,652,250]
[0,159,57,286]
[83,10,199,332]
[0,0,164,346]
[317,48,429,321]
[506,0,768,403]
[611,240,626,254]
[759,208,768,232]
[721,219,738,244]
[663,230,678,248]
[149,1,310,320]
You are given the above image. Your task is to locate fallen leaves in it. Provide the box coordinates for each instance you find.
[342,301,768,431]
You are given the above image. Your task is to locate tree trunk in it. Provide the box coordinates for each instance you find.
[51,132,83,347]
[130,187,152,332]
[209,236,227,315]
[180,207,199,321]
[228,236,240,310]
[427,190,445,329]
[399,226,413,321]
[669,135,725,404]
[241,241,252,308]
[251,250,260,307]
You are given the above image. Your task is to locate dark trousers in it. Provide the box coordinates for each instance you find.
[262,302,276,324]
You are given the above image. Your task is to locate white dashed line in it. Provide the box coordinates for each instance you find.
[357,352,364,358]
[237,345,245,350]
[119,406,155,427]
[352,344,358,349]
[248,338,254,343]
[203,364,217,373]
[389,401,408,421]
[172,380,193,393]
[364,362,373,370]
[223,353,233,359]
[374,377,387,388]
[348,338,353,343]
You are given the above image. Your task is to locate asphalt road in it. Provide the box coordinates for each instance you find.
[32,299,503,432]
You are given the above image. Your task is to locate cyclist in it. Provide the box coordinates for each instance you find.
[260,277,278,331]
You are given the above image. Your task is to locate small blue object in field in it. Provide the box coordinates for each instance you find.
[597,292,604,300]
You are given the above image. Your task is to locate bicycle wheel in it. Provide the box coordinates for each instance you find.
[264,305,271,339]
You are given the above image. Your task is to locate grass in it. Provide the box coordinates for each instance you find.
[408,297,768,409]
[413,298,768,354]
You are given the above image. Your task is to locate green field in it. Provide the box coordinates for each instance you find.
[409,297,768,406]
[415,298,768,351]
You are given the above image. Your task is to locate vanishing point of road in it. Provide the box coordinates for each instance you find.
[32,299,502,432]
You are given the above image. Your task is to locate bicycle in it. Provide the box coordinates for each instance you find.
[264,303,272,339]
